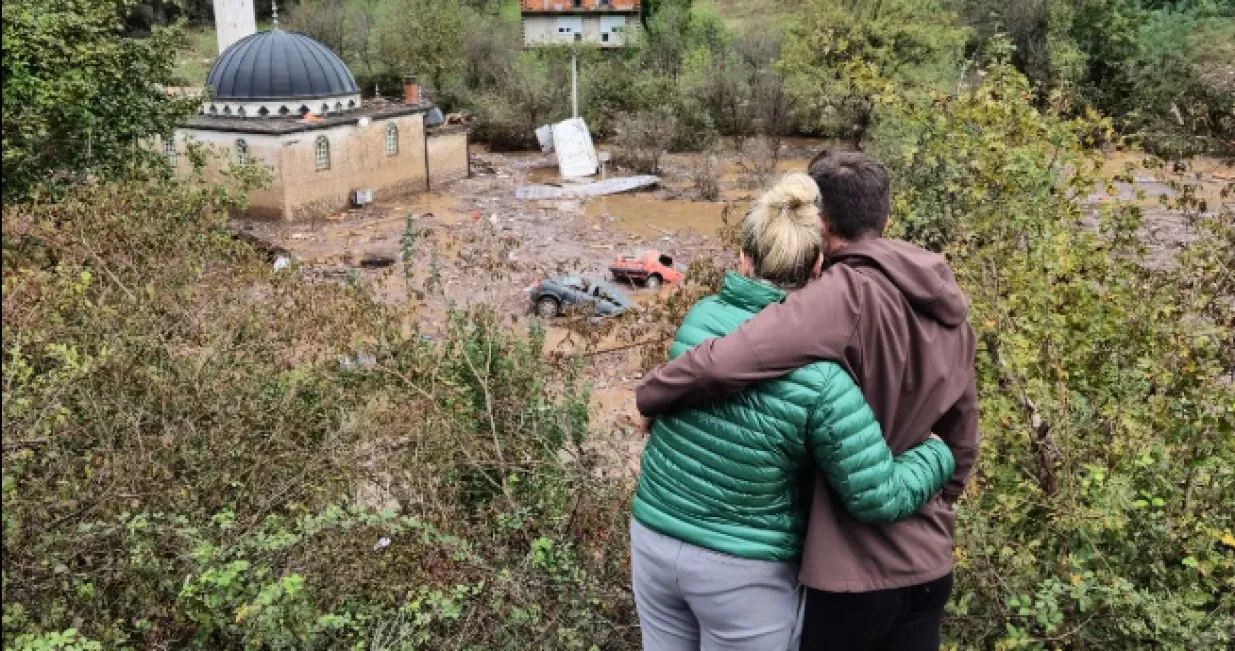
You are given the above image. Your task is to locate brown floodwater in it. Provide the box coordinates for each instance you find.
[584,195,729,238]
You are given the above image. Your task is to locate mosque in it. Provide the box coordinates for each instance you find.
[165,0,469,221]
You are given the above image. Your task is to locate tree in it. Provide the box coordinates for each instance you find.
[959,0,1234,154]
[778,0,968,145]
[375,0,472,97]
[2,0,197,202]
[285,0,348,56]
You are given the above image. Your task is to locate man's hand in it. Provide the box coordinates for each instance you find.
[638,417,654,438]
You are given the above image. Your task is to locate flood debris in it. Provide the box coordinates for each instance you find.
[232,228,291,262]
[359,250,397,268]
[535,117,601,178]
[515,175,660,200]
[608,250,685,288]
[338,352,377,371]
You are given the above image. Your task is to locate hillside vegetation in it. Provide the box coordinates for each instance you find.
[3,0,1234,649]
[164,0,1233,157]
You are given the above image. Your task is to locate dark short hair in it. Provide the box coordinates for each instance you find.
[807,150,891,241]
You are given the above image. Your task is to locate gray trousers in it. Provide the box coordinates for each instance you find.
[630,520,804,651]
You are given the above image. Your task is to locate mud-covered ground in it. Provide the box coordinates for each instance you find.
[237,142,1233,479]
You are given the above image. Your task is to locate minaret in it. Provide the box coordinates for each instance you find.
[213,0,257,55]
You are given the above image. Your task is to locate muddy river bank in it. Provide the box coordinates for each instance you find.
[237,142,1233,479]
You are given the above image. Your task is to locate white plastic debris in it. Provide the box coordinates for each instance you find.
[374,536,391,552]
[535,124,555,153]
[272,255,291,271]
[338,352,377,372]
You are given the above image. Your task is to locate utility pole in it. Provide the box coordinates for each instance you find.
[571,46,579,119]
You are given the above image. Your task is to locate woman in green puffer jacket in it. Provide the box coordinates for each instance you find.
[630,173,955,651]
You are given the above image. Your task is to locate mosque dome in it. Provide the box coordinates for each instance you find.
[202,30,361,118]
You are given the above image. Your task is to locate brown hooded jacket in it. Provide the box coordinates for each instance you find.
[636,237,980,591]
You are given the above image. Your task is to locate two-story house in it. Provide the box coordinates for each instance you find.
[520,0,641,47]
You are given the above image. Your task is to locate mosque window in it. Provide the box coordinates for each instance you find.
[164,137,177,166]
[315,136,330,170]
[385,124,399,156]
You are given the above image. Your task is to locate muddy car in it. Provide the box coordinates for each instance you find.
[608,250,686,289]
[527,275,632,318]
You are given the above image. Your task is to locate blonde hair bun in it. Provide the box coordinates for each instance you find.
[740,173,822,289]
[760,172,820,215]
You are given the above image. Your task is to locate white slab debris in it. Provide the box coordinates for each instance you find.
[549,118,600,178]
[535,124,555,153]
[515,175,661,200]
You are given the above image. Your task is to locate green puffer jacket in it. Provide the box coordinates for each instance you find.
[632,272,956,562]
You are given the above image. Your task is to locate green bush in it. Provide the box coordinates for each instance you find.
[1,0,198,202]
[1,175,636,649]
[871,53,1235,649]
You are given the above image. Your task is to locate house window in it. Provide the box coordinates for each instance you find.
[385,124,399,156]
[556,16,582,36]
[315,136,330,170]
[602,32,609,42]
[572,0,581,6]
[164,137,177,166]
[235,139,249,165]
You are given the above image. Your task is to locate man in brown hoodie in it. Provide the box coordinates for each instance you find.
[635,151,980,651]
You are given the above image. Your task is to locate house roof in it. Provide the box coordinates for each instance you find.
[519,0,640,13]
[181,102,429,135]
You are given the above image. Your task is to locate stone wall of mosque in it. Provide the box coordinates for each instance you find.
[174,110,466,221]
[279,113,428,221]
[164,130,289,219]
[426,126,470,189]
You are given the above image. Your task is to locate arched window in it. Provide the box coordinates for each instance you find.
[314,136,330,170]
[235,139,249,165]
[385,124,398,156]
[164,136,177,166]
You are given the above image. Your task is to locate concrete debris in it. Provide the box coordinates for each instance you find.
[535,118,600,177]
[552,118,600,177]
[516,175,660,200]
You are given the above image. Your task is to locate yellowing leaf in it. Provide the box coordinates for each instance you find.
[1221,533,1235,549]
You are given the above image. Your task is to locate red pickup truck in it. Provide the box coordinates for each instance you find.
[608,250,685,289]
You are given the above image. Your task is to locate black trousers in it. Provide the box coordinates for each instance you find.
[799,572,953,651]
